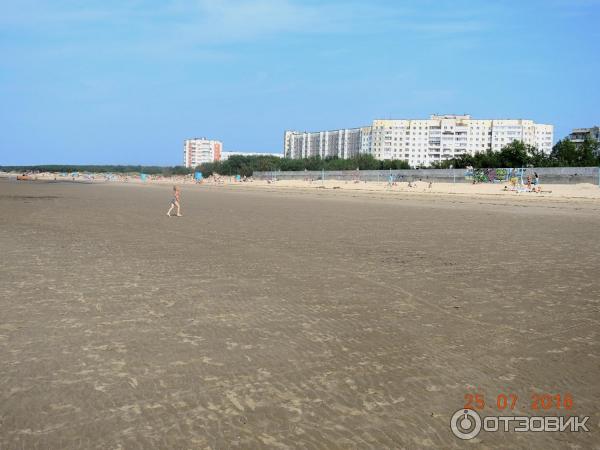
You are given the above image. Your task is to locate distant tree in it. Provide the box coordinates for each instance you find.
[548,138,599,166]
[354,154,381,170]
[497,141,530,167]
[550,139,579,165]
[171,165,192,175]
[0,164,194,175]
[578,137,600,166]
[438,140,560,169]
[304,156,323,171]
[279,158,304,171]
[429,160,455,169]
[527,145,555,167]
[196,162,216,176]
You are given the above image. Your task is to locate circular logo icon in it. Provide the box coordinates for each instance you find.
[450,409,482,440]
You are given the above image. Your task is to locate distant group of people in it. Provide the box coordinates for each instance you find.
[504,171,541,193]
[386,174,430,189]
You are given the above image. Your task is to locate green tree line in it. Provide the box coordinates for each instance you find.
[199,138,599,176]
[196,154,410,177]
[0,165,193,176]
[431,137,600,169]
[3,138,598,177]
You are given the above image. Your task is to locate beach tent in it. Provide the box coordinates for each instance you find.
[194,172,203,181]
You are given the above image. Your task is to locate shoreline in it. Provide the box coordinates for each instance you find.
[3,171,600,204]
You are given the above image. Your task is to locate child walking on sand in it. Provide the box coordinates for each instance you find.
[166,186,182,217]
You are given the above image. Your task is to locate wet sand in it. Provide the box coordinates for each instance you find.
[1,179,599,449]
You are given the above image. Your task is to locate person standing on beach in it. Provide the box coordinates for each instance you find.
[533,172,540,192]
[166,186,182,217]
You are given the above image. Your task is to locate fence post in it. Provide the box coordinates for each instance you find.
[520,167,524,185]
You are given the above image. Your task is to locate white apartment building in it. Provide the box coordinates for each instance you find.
[284,128,362,159]
[183,138,223,168]
[285,115,554,166]
[567,126,600,154]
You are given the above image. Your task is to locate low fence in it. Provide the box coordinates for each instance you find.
[254,167,600,184]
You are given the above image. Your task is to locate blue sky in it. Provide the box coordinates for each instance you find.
[1,0,599,165]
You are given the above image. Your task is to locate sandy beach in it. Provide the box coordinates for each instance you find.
[1,178,599,449]
[3,171,600,202]
[208,178,600,204]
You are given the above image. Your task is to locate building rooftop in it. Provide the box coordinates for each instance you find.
[572,127,599,133]
[430,114,471,120]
